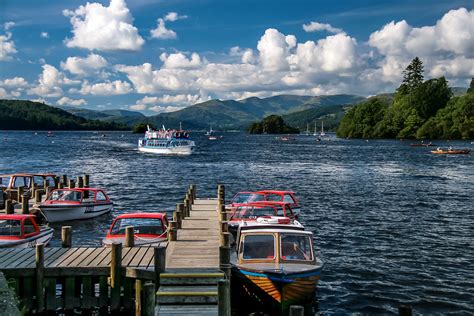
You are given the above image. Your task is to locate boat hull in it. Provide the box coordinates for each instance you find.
[138,145,194,155]
[0,228,54,248]
[38,203,113,222]
[231,266,321,315]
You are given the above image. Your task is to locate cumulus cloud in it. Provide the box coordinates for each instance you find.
[28,64,79,97]
[0,77,28,88]
[160,52,203,69]
[63,0,144,51]
[150,12,187,39]
[40,32,49,38]
[56,96,87,106]
[79,80,133,95]
[303,22,343,34]
[0,22,17,61]
[61,53,108,76]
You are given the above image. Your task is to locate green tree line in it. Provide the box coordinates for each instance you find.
[337,57,473,139]
[248,115,299,134]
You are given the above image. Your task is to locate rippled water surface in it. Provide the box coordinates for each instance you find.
[1,131,473,315]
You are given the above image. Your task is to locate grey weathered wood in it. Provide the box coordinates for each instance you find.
[219,246,231,278]
[35,243,45,313]
[110,243,122,312]
[125,226,135,247]
[61,175,67,187]
[289,305,304,316]
[218,279,230,316]
[54,176,60,189]
[22,194,30,214]
[143,282,155,316]
[220,221,228,233]
[77,176,84,188]
[135,279,142,316]
[61,226,72,248]
[5,199,13,214]
[83,174,90,187]
[154,246,166,288]
[220,232,230,247]
[68,179,75,189]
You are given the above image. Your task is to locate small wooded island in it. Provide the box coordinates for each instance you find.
[248,115,300,134]
[337,58,474,140]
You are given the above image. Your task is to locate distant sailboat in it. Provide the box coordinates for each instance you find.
[320,121,325,137]
[205,125,214,136]
[313,122,318,136]
[305,123,310,136]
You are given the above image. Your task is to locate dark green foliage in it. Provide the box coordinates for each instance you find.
[402,57,424,92]
[133,123,156,134]
[0,99,128,130]
[467,78,474,94]
[248,115,299,134]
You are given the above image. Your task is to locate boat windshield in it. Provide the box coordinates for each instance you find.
[242,234,275,260]
[232,193,265,204]
[0,220,21,236]
[48,190,83,202]
[280,234,313,261]
[232,206,276,219]
[111,218,165,235]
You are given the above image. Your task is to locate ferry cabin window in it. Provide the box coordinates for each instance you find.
[23,218,37,235]
[280,234,313,261]
[111,218,165,235]
[96,191,107,201]
[0,220,21,236]
[13,176,29,188]
[283,194,295,204]
[33,176,44,186]
[242,234,275,259]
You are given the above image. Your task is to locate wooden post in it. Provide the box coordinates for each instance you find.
[168,221,178,241]
[220,204,227,221]
[68,179,75,189]
[187,188,194,204]
[184,198,190,217]
[110,243,122,313]
[35,243,45,313]
[219,246,231,279]
[54,176,60,189]
[31,181,36,199]
[61,226,72,247]
[142,282,155,316]
[399,306,413,316]
[5,199,13,214]
[21,193,29,214]
[177,203,184,221]
[135,279,142,316]
[77,176,84,188]
[289,305,304,316]
[84,174,90,187]
[190,184,196,199]
[220,221,228,233]
[43,179,49,192]
[58,182,64,189]
[125,226,135,247]
[35,190,43,203]
[45,186,52,199]
[61,174,68,187]
[218,279,231,316]
[175,209,182,229]
[17,186,24,203]
[220,232,231,248]
[154,246,166,289]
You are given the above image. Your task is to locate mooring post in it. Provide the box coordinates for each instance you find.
[175,204,183,229]
[68,179,75,189]
[135,279,143,316]
[35,243,45,313]
[289,305,304,316]
[219,246,231,279]
[16,186,24,203]
[43,179,49,193]
[110,243,122,313]
[143,282,155,316]
[5,199,13,214]
[54,176,60,189]
[58,182,64,189]
[61,174,67,187]
[187,188,194,204]
[218,279,231,316]
[154,246,166,289]
[77,176,84,188]
[125,226,135,247]
[220,221,228,234]
[84,174,90,187]
[221,232,231,248]
[184,197,190,217]
[399,306,413,316]
[190,184,197,199]
[35,190,43,203]
[168,221,178,241]
[61,226,72,248]
[220,204,227,222]
[21,193,29,214]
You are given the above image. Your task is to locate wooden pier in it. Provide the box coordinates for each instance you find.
[0,184,232,315]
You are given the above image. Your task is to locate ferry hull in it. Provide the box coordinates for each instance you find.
[38,203,113,222]
[231,266,321,315]
[138,145,194,155]
[0,228,54,248]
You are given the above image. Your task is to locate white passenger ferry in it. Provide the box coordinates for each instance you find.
[138,125,196,155]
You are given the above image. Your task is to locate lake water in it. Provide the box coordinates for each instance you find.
[1,131,473,315]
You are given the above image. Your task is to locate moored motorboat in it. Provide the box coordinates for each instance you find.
[0,214,53,248]
[231,222,323,314]
[102,212,168,246]
[35,188,113,222]
[431,148,471,155]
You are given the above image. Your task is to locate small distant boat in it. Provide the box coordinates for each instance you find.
[278,136,295,141]
[35,188,113,222]
[208,135,218,140]
[231,222,323,314]
[320,121,325,137]
[410,141,435,147]
[102,213,168,246]
[312,122,317,137]
[205,126,214,136]
[431,148,471,155]
[305,123,310,136]
[138,124,195,155]
[47,131,54,137]
[0,214,53,248]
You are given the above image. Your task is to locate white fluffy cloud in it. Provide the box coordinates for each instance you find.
[61,54,108,76]
[79,80,133,95]
[0,77,28,88]
[56,96,87,106]
[303,22,343,34]
[63,0,144,51]
[150,12,187,39]
[0,22,17,61]
[40,32,49,38]
[28,64,79,97]
[160,52,203,69]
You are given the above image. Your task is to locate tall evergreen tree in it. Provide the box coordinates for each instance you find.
[467,78,474,94]
[402,57,424,91]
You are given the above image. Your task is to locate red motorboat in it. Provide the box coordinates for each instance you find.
[0,214,53,248]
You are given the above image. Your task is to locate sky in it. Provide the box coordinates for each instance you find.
[0,0,473,115]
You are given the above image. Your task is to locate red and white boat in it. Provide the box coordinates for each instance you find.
[0,214,53,248]
[102,213,168,246]
[35,188,113,222]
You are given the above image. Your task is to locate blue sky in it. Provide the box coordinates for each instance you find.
[0,0,473,115]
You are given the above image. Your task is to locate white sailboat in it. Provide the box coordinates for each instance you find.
[313,122,318,136]
[320,121,326,137]
[205,126,214,136]
[305,123,310,136]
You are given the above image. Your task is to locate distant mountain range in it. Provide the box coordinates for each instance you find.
[59,94,366,131]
